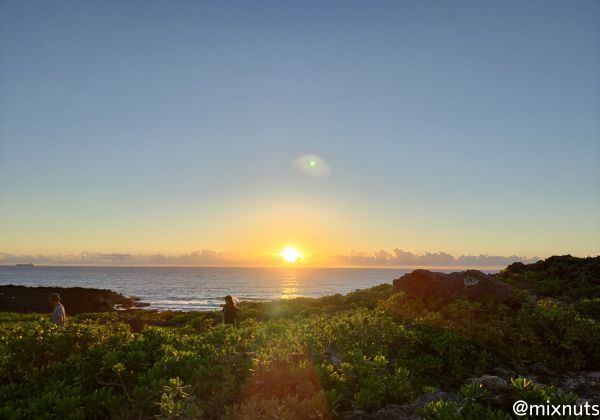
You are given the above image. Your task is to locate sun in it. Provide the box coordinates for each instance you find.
[281,246,302,263]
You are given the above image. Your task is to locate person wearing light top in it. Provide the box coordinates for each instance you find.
[48,292,67,328]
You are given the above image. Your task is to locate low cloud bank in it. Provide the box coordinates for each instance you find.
[336,249,540,267]
[0,249,540,268]
[0,250,248,266]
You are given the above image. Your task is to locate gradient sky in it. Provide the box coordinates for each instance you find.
[1,0,599,265]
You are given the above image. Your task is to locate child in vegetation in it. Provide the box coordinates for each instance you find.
[48,292,67,328]
[223,295,238,327]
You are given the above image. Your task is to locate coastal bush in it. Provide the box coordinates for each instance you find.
[380,291,600,371]
[0,320,257,419]
[574,297,600,320]
[417,383,511,420]
[0,307,424,418]
[497,255,600,301]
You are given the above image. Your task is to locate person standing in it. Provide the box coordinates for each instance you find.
[222,295,238,327]
[48,292,67,328]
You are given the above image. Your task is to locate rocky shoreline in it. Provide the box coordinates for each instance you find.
[0,284,148,314]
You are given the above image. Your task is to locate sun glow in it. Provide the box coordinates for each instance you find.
[281,246,302,263]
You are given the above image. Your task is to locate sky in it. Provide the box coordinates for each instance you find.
[1,0,599,267]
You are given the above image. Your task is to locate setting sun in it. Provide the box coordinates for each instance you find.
[281,246,302,263]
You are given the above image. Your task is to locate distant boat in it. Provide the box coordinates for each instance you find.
[15,263,35,267]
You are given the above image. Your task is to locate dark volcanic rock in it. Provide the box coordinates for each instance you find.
[560,373,600,404]
[468,375,508,391]
[393,269,521,307]
[0,284,146,314]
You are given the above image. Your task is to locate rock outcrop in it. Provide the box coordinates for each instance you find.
[0,285,147,314]
[393,269,521,307]
[468,375,508,391]
[560,372,600,404]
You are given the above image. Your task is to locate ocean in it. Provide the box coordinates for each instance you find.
[1,265,406,311]
[0,265,495,311]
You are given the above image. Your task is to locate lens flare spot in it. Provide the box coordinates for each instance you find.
[293,154,331,177]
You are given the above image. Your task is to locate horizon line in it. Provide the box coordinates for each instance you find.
[0,263,508,270]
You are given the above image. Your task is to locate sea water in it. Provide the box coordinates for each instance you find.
[0,265,494,311]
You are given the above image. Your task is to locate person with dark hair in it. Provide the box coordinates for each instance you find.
[222,295,238,326]
[48,292,67,328]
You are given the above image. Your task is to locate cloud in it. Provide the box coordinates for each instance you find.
[1,248,540,268]
[336,248,540,268]
[0,250,245,266]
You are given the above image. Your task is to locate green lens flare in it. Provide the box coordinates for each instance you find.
[309,160,317,167]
